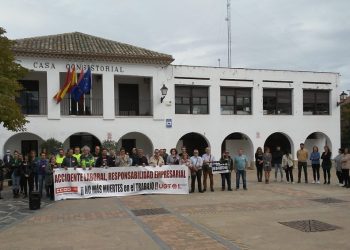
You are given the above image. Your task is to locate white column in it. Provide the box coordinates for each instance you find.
[209,76,221,118]
[47,70,61,119]
[293,80,303,117]
[252,79,263,117]
[102,73,115,120]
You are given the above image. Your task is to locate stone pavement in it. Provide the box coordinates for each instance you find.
[0,169,350,250]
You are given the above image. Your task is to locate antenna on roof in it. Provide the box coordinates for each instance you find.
[225,0,232,68]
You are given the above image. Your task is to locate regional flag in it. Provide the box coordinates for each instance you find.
[56,66,77,103]
[71,67,92,102]
[53,67,71,103]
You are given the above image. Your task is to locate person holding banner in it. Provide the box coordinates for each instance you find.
[160,149,168,163]
[109,149,119,167]
[73,146,81,165]
[202,147,215,192]
[130,148,138,166]
[220,151,233,191]
[96,148,113,168]
[93,146,101,162]
[180,152,192,192]
[80,146,94,170]
[118,148,131,166]
[179,146,187,158]
[55,148,65,168]
[190,149,204,193]
[62,149,78,170]
[233,149,248,190]
[135,148,149,166]
[149,149,164,167]
[167,148,180,165]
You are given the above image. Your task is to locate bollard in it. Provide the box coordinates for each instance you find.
[29,191,41,210]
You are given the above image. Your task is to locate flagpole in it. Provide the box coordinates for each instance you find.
[90,73,93,115]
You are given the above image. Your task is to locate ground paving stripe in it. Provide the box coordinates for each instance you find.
[148,196,241,250]
[0,201,54,232]
[115,197,171,250]
[171,199,313,215]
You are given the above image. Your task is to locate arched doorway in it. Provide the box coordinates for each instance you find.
[117,132,153,157]
[221,133,254,160]
[63,132,101,151]
[264,132,293,155]
[304,132,332,154]
[176,132,209,156]
[4,132,44,156]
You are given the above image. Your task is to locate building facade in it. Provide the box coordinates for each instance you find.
[0,32,341,163]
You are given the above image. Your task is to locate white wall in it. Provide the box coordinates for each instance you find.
[0,57,341,163]
[226,139,253,161]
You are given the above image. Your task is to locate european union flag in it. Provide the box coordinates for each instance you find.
[71,67,92,102]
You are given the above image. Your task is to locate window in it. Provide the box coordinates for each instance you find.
[263,89,292,115]
[220,87,251,115]
[175,86,209,114]
[17,80,39,114]
[303,90,329,115]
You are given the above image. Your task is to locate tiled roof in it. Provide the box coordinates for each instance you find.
[12,32,174,65]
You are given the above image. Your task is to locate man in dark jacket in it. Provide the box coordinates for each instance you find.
[272,146,284,182]
[37,152,48,197]
[95,148,113,168]
[62,149,78,169]
[220,151,233,191]
[135,149,149,166]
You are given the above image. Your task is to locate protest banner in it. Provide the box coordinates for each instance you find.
[54,165,189,201]
[211,162,230,174]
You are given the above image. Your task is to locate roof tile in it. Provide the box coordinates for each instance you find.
[12,32,174,65]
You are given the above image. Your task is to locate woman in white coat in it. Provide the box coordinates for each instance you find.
[282,150,294,184]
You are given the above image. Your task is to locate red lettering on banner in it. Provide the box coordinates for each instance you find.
[56,186,78,194]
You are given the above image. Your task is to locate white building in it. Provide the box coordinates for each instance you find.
[0,32,341,162]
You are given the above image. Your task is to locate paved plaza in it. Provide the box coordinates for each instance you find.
[0,169,349,250]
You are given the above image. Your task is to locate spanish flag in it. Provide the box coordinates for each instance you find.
[53,66,77,103]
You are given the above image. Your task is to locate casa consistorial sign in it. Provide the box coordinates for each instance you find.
[32,61,125,73]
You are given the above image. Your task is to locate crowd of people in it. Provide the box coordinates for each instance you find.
[0,142,349,200]
[255,143,350,187]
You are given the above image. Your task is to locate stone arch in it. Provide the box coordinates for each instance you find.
[264,132,294,155]
[221,132,254,160]
[63,132,101,151]
[117,132,154,157]
[4,132,45,156]
[176,132,210,156]
[304,132,333,154]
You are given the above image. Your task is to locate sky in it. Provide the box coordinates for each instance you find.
[1,0,349,91]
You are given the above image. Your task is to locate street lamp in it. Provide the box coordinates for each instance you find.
[160,84,168,103]
[337,91,348,106]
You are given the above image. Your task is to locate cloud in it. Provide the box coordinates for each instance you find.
[0,0,349,89]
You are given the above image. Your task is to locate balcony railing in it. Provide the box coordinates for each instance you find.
[61,97,103,116]
[17,97,47,115]
[115,99,152,116]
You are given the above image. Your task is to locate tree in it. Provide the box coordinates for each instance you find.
[40,138,63,156]
[0,27,29,131]
[101,139,118,152]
